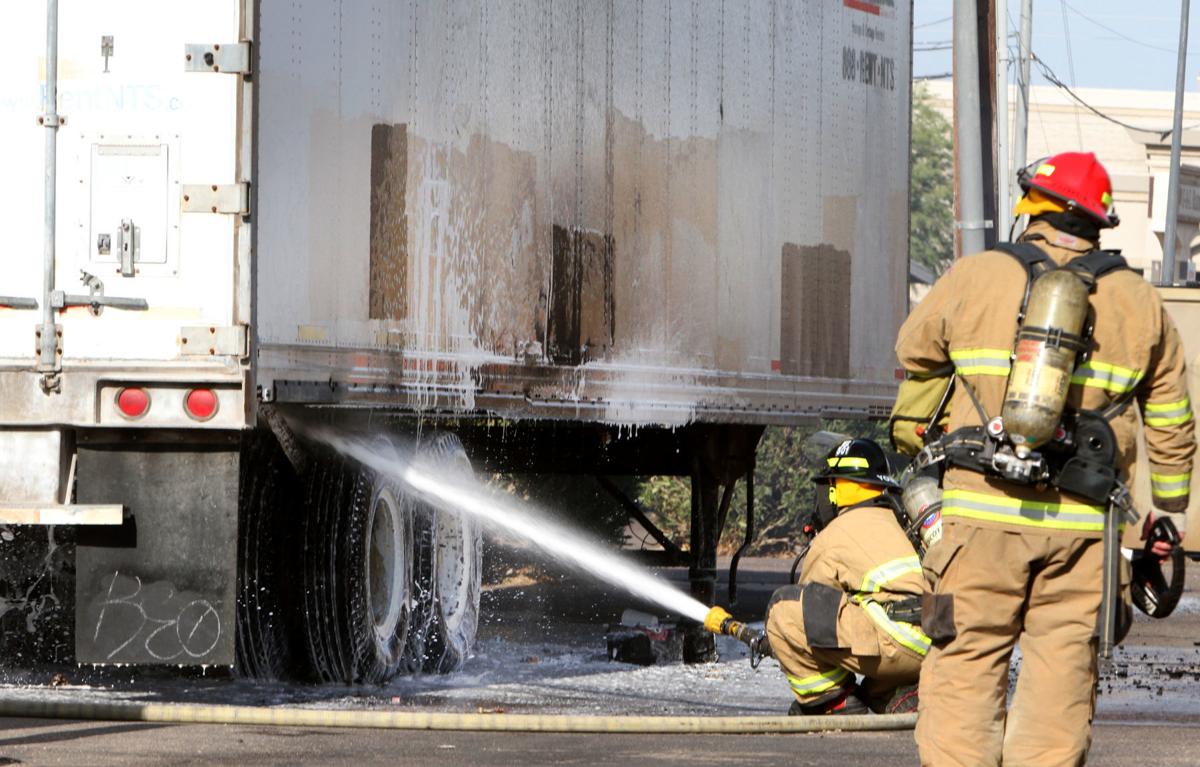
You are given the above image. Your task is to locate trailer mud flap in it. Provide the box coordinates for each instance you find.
[75,443,238,666]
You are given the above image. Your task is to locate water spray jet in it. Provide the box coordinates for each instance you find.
[318,430,713,624]
[314,429,764,655]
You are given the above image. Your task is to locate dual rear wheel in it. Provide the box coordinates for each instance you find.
[236,431,482,684]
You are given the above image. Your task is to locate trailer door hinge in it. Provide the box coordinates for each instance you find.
[184,42,251,74]
[181,183,250,215]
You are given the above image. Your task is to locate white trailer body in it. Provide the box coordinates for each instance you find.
[254,0,912,424]
[0,0,912,675]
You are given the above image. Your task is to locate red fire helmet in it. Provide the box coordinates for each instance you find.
[1017,152,1119,228]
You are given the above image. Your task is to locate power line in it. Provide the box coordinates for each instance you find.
[1031,52,1199,138]
[1062,0,1195,57]
[915,15,952,29]
[1032,77,1053,163]
[1059,0,1084,148]
[915,31,1018,53]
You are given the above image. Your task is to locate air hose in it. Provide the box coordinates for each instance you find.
[0,698,916,734]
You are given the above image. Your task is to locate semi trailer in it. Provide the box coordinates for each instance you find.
[0,0,913,681]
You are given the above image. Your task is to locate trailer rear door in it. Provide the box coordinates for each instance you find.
[0,0,246,365]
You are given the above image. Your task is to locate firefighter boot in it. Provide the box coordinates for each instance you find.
[862,682,919,714]
[788,685,869,716]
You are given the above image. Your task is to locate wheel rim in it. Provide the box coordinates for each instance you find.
[440,449,478,643]
[366,487,406,647]
[436,513,468,634]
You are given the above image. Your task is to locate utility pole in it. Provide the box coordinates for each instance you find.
[953,0,989,256]
[1162,0,1191,286]
[1012,0,1033,209]
[995,0,1010,241]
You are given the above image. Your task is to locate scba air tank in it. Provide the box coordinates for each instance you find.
[901,476,943,552]
[1001,269,1091,455]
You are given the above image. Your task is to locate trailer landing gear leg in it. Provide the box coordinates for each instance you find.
[683,468,721,663]
[681,425,764,664]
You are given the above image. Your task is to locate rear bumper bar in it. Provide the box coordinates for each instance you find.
[0,504,122,525]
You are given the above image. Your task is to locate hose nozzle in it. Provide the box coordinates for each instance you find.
[703,606,733,635]
[703,605,765,650]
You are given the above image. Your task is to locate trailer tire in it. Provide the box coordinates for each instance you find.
[402,499,437,673]
[410,433,482,674]
[301,446,413,684]
[235,430,302,680]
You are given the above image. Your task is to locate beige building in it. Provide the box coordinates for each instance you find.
[923,80,1200,281]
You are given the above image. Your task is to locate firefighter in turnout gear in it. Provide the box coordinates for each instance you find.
[765,438,928,716]
[892,151,1196,766]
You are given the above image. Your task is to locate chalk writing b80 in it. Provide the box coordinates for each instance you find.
[92,571,221,662]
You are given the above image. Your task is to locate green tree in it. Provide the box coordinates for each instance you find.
[910,84,955,275]
[635,420,888,557]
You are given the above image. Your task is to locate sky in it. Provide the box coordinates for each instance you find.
[913,1,1199,92]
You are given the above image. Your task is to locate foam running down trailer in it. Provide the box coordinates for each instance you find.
[0,0,911,680]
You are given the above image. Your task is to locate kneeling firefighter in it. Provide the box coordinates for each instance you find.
[762,438,930,716]
[891,151,1196,765]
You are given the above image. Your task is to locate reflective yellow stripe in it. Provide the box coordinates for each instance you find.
[950,348,1012,377]
[854,597,931,656]
[1144,397,1193,427]
[858,556,922,594]
[1146,413,1194,426]
[1151,472,1191,498]
[1151,472,1190,483]
[1070,360,1142,393]
[827,456,869,469]
[1145,398,1191,412]
[1153,487,1190,499]
[787,667,850,695]
[943,488,1106,532]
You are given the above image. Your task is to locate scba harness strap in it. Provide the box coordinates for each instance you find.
[929,241,1134,500]
[996,241,1128,359]
[994,240,1129,289]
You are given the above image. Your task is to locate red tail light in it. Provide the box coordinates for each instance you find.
[184,389,219,421]
[115,387,151,419]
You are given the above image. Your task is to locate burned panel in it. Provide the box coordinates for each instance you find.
[369,123,409,321]
[780,243,852,379]
[403,133,545,358]
[75,444,238,666]
[549,225,615,365]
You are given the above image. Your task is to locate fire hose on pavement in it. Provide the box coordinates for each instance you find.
[0,697,915,734]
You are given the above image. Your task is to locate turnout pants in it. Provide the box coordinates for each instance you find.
[766,587,923,707]
[916,521,1105,767]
